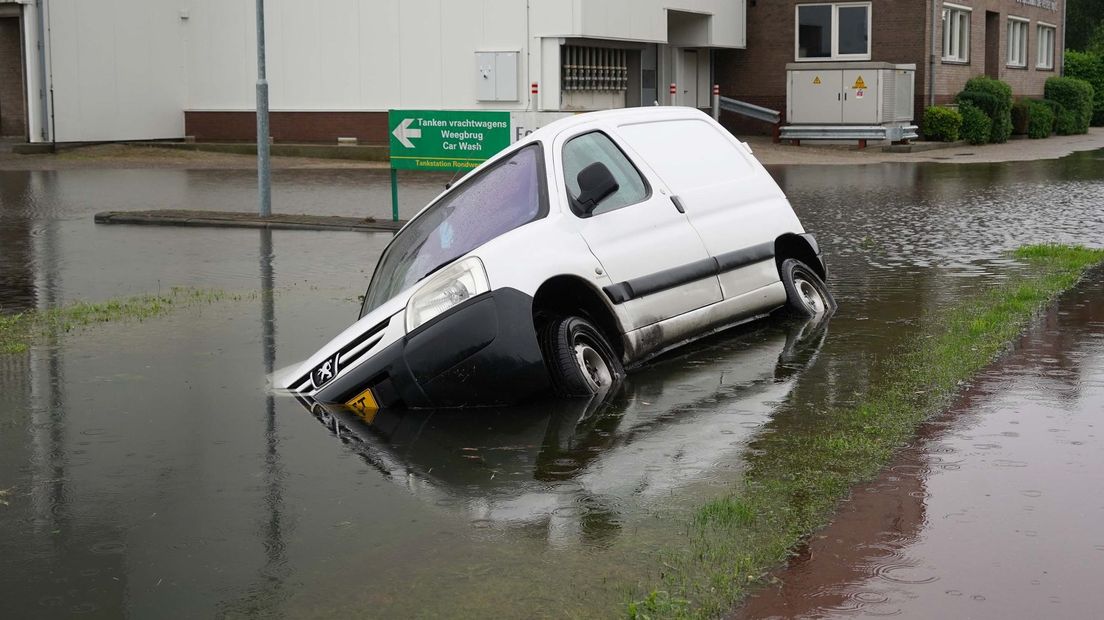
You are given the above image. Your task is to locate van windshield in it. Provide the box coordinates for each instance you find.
[361,145,545,317]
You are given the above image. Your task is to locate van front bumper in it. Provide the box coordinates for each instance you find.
[312,288,551,408]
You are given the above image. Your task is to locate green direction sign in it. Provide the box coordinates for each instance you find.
[389,110,511,171]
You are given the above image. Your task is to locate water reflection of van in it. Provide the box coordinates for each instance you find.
[281,107,834,409]
[297,317,828,547]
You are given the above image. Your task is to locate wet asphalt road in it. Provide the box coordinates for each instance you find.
[737,272,1104,619]
[1,150,1104,618]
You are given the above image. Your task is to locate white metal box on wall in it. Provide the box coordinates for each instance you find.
[476,52,519,102]
[786,63,914,125]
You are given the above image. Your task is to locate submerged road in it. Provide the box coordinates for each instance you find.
[1,148,1103,617]
[737,272,1104,619]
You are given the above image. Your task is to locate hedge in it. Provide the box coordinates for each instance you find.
[1025,100,1056,139]
[958,76,1013,143]
[959,102,991,145]
[1012,99,1056,139]
[1012,100,1031,135]
[1064,50,1104,126]
[923,106,962,142]
[1045,76,1094,134]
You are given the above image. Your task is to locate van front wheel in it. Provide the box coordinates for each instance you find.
[540,316,624,397]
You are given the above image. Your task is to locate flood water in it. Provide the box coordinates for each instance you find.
[737,272,1104,619]
[1,149,1103,618]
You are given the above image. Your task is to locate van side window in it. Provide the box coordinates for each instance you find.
[562,131,649,216]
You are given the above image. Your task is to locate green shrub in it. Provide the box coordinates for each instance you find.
[1042,98,1066,119]
[1055,107,1081,135]
[1045,76,1094,134]
[1025,100,1055,139]
[959,102,991,145]
[922,106,962,142]
[1012,100,1031,135]
[958,76,1014,143]
[1064,50,1104,126]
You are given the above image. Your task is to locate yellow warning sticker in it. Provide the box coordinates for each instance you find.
[813,76,822,85]
[852,76,867,89]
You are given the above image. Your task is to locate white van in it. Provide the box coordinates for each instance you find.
[281,107,834,409]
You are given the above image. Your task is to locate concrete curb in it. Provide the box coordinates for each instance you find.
[94,210,405,233]
[125,141,390,162]
[881,140,967,153]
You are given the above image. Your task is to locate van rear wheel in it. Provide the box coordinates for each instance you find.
[540,316,624,397]
[780,258,836,318]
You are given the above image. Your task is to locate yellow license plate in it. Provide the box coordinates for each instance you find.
[345,387,379,421]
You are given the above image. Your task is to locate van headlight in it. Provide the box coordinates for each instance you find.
[405,256,490,332]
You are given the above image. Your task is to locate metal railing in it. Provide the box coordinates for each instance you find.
[713,96,782,125]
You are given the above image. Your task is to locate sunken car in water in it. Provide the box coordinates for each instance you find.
[281,107,834,409]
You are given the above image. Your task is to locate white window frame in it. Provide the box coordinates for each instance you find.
[942,3,971,63]
[1036,22,1056,70]
[794,2,873,62]
[1007,16,1029,68]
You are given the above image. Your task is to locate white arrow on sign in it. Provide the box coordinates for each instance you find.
[392,118,422,149]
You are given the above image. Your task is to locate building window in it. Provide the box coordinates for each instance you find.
[1037,23,1056,69]
[795,3,872,61]
[942,4,971,63]
[1007,17,1029,68]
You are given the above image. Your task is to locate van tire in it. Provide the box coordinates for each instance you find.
[780,258,836,318]
[540,316,624,397]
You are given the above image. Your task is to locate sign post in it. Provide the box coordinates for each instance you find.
[387,110,511,221]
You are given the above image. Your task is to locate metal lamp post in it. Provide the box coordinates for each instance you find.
[256,0,271,217]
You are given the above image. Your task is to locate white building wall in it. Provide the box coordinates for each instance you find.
[44,0,186,142]
[21,0,744,142]
[529,0,743,47]
[185,0,534,112]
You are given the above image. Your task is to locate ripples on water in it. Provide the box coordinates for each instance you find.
[1,151,1103,617]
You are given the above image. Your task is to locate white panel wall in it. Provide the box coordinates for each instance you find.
[26,0,745,141]
[185,0,533,112]
[573,0,744,48]
[46,0,186,141]
[182,0,253,110]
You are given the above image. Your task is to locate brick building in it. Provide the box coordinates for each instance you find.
[0,2,27,139]
[717,0,1065,131]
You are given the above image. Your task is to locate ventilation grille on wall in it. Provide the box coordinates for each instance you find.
[562,46,628,91]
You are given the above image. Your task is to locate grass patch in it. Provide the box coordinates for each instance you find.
[628,244,1104,619]
[1,287,247,354]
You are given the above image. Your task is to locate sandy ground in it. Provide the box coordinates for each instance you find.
[1,128,1102,171]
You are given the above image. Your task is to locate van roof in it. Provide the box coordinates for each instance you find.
[522,106,715,146]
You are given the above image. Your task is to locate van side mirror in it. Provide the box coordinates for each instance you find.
[575,162,619,216]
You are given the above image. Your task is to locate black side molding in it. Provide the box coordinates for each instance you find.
[602,240,776,305]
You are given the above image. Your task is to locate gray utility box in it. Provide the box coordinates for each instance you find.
[786,62,915,125]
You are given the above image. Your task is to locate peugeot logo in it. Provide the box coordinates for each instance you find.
[311,353,341,390]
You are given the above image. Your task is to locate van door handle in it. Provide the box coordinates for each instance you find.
[671,195,686,213]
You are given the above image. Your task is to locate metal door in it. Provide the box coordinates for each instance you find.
[789,70,842,124]
[841,70,877,124]
[557,127,722,329]
[679,50,698,107]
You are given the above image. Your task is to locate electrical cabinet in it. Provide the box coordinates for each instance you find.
[786,63,915,125]
[476,52,519,102]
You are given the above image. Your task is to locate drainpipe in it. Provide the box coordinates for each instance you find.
[34,0,50,142]
[929,0,938,107]
[1059,0,1066,75]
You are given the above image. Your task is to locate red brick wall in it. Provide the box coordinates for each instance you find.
[933,0,1064,105]
[185,111,389,144]
[717,0,929,133]
[0,16,27,139]
[715,1,1064,134]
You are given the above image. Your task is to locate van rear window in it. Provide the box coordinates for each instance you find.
[617,119,753,191]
